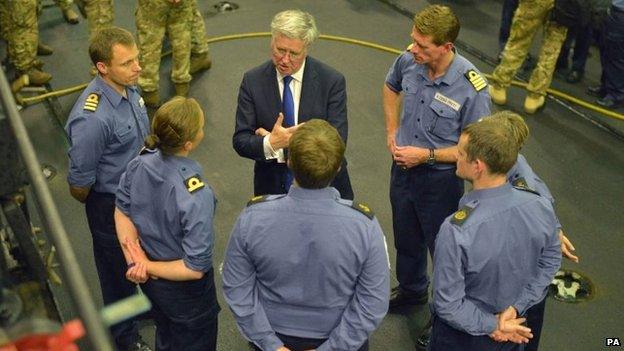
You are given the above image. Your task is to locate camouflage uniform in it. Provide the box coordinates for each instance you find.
[55,0,74,11]
[191,0,209,56]
[136,0,193,93]
[82,0,114,39]
[491,0,568,97]
[0,0,38,72]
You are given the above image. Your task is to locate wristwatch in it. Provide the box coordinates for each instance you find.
[426,148,436,165]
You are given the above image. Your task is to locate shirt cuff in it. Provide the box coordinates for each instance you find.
[259,333,284,351]
[263,134,285,163]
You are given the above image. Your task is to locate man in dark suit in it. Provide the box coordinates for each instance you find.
[233,9,353,200]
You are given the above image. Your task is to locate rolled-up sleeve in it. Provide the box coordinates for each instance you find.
[115,158,140,216]
[385,53,408,93]
[66,114,108,187]
[179,187,215,272]
[222,213,283,351]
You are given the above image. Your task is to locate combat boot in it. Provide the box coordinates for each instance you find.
[174,82,190,97]
[190,52,212,75]
[142,90,160,108]
[524,94,545,114]
[62,8,80,24]
[488,84,507,105]
[11,74,29,93]
[19,68,52,86]
[37,42,54,56]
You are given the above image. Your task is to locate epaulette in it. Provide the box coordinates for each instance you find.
[246,194,284,207]
[352,202,374,220]
[83,93,100,112]
[184,174,205,194]
[464,69,487,92]
[513,184,540,196]
[450,205,474,226]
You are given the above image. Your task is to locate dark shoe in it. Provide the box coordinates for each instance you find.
[566,70,583,83]
[127,338,152,351]
[62,8,80,24]
[37,42,54,56]
[190,52,212,75]
[587,85,606,98]
[415,326,432,351]
[389,286,428,310]
[596,96,623,109]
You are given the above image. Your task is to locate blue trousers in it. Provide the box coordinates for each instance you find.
[599,6,624,101]
[252,334,368,351]
[499,0,519,51]
[142,269,220,351]
[85,191,139,351]
[557,26,592,72]
[429,297,546,351]
[390,163,463,294]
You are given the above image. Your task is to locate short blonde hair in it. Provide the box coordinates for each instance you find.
[462,119,518,175]
[413,5,460,45]
[484,110,530,149]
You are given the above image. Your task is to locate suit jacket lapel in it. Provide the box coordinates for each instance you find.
[262,61,281,119]
[299,57,318,123]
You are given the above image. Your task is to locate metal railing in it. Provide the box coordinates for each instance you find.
[0,69,115,351]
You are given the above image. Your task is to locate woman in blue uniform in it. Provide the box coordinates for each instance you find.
[114,96,219,351]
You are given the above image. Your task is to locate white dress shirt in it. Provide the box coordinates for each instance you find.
[262,60,306,162]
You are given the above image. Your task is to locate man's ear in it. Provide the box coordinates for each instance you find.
[96,61,107,75]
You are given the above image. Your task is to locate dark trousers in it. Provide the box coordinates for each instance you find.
[599,6,624,101]
[142,268,220,351]
[390,163,463,294]
[499,0,519,50]
[557,26,592,72]
[85,191,139,350]
[252,334,369,351]
[525,296,547,351]
[429,315,524,351]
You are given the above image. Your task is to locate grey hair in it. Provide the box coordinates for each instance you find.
[270,10,319,46]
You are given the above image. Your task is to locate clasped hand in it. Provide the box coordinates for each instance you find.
[123,238,151,284]
[489,306,533,344]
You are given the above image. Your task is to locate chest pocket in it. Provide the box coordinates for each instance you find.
[428,99,460,140]
[114,122,136,144]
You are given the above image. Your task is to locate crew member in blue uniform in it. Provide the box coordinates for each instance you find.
[115,97,220,351]
[65,27,150,351]
[429,116,561,351]
[223,119,390,351]
[487,111,579,351]
[382,4,491,310]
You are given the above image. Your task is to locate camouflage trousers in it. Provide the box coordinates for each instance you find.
[54,0,74,11]
[491,0,568,96]
[0,0,38,71]
[136,0,193,92]
[191,0,209,55]
[79,0,114,39]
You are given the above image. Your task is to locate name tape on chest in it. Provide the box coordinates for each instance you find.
[434,92,461,111]
[83,93,100,112]
[464,70,487,92]
[184,174,205,194]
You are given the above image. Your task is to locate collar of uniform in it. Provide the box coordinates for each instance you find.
[276,58,306,84]
[463,182,513,204]
[95,75,127,107]
[439,50,462,86]
[287,185,340,200]
[506,154,523,181]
